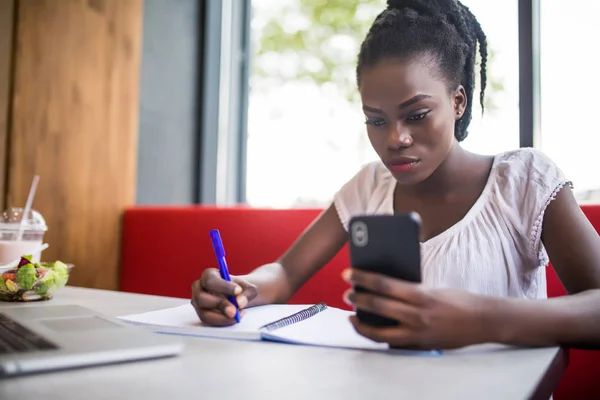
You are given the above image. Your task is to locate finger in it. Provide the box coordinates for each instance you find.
[345,289,422,327]
[236,284,258,308]
[201,269,242,296]
[195,308,237,327]
[192,291,238,318]
[349,315,417,348]
[191,279,203,296]
[343,268,429,305]
[193,280,227,314]
[191,295,246,325]
[236,294,248,309]
[191,281,239,319]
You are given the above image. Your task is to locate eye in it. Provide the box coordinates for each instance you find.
[407,111,431,121]
[365,117,386,127]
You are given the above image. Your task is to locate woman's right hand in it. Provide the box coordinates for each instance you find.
[191,268,258,326]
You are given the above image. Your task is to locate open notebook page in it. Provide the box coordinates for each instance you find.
[262,308,442,356]
[121,304,441,355]
[261,307,388,350]
[119,304,312,341]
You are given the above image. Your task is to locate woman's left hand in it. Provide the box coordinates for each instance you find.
[342,268,492,350]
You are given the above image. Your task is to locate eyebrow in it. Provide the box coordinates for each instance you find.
[362,94,432,113]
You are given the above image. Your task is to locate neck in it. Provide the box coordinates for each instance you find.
[403,142,472,198]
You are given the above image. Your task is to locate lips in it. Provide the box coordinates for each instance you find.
[388,157,420,173]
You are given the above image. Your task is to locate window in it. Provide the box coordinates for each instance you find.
[244,0,520,208]
[458,0,520,156]
[245,0,384,208]
[539,0,600,202]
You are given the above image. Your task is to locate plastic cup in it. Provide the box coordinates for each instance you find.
[0,208,47,265]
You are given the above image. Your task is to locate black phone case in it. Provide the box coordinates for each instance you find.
[348,214,422,327]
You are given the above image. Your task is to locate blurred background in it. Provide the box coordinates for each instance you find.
[0,0,598,289]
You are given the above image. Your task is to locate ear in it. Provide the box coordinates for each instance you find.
[452,85,467,120]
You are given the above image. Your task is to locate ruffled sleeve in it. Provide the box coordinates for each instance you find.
[496,148,573,268]
[527,150,573,268]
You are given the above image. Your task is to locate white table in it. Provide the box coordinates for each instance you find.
[0,287,566,400]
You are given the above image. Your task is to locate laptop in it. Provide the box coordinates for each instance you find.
[0,304,184,377]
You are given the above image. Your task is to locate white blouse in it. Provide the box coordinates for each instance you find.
[333,148,571,299]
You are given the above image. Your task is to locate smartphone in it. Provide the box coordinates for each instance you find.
[348,213,422,327]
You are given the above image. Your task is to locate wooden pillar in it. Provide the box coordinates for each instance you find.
[6,0,143,290]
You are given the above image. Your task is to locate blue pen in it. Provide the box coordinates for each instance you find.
[209,229,241,323]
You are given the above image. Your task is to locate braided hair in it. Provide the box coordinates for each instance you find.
[356,0,487,141]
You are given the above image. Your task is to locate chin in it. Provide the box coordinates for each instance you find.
[387,164,433,186]
[391,172,429,186]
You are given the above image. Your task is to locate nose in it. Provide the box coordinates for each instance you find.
[386,122,413,150]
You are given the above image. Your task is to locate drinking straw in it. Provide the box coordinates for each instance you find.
[16,175,39,241]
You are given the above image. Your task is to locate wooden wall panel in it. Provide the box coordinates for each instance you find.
[7,0,143,290]
[0,0,15,211]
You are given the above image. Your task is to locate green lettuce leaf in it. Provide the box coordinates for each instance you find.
[16,264,36,290]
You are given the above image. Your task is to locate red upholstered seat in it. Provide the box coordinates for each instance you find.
[546,204,600,399]
[119,207,351,310]
[120,204,600,399]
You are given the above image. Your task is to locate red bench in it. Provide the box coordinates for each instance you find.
[546,205,600,399]
[119,204,600,399]
[119,207,350,309]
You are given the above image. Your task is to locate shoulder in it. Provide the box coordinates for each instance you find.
[494,147,569,190]
[333,160,394,231]
[495,147,558,170]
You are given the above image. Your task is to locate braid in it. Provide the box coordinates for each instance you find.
[459,2,488,110]
[357,0,488,141]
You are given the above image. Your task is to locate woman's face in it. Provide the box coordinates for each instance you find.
[359,55,466,185]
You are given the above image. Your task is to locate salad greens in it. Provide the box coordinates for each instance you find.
[0,256,71,301]
[16,263,36,290]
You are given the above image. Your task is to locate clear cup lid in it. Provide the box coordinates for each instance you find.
[0,207,47,232]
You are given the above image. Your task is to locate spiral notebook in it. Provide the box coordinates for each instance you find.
[119,303,441,356]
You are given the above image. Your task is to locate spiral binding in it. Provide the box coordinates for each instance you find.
[259,302,328,332]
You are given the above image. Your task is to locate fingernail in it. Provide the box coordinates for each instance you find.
[237,295,248,308]
[233,285,242,295]
[240,309,246,318]
[341,269,352,282]
[225,306,236,318]
[343,289,353,305]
